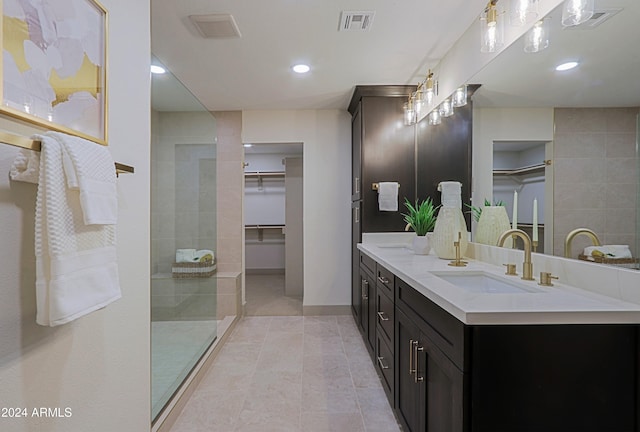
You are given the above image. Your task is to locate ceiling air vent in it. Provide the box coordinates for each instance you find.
[563,8,622,30]
[189,14,242,38]
[339,11,375,31]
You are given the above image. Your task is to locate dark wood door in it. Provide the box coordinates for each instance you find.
[417,333,465,432]
[352,103,362,201]
[351,201,361,322]
[395,308,421,432]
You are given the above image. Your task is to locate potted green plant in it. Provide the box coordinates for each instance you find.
[402,197,438,254]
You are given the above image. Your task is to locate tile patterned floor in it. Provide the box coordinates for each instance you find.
[169,315,401,432]
[245,274,303,316]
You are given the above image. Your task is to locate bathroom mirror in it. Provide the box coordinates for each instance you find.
[470,0,639,264]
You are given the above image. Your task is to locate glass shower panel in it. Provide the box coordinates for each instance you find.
[150,58,217,420]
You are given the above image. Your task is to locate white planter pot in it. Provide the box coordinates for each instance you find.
[432,207,468,259]
[412,234,431,255]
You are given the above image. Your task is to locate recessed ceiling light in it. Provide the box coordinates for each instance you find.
[292,64,310,74]
[243,143,253,148]
[150,65,166,74]
[555,61,579,71]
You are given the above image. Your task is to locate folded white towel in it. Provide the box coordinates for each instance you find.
[584,245,633,260]
[438,181,462,209]
[35,134,121,327]
[378,182,399,212]
[9,149,40,184]
[41,131,117,225]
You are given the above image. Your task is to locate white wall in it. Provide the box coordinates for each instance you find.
[0,1,151,431]
[242,110,352,308]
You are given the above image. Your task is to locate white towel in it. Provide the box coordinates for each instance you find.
[584,245,633,260]
[378,182,399,211]
[34,133,121,327]
[9,149,40,184]
[43,131,118,225]
[438,181,462,209]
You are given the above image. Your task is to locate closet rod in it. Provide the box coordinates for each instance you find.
[0,130,135,176]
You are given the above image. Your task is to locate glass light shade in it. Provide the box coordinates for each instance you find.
[480,5,504,53]
[439,98,454,117]
[452,86,467,107]
[510,0,539,26]
[524,18,550,53]
[424,86,435,106]
[428,110,441,125]
[403,102,416,125]
[414,91,425,116]
[561,0,594,26]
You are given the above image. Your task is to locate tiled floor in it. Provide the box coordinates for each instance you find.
[245,273,303,316]
[169,315,401,432]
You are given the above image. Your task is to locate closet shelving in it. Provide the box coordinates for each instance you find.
[244,224,285,241]
[493,162,546,177]
[244,171,285,188]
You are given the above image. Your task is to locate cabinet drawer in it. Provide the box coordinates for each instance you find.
[359,252,376,276]
[396,278,467,371]
[376,333,394,403]
[376,288,394,346]
[376,264,394,297]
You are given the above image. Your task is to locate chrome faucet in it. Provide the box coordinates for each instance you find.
[564,228,601,258]
[498,229,534,281]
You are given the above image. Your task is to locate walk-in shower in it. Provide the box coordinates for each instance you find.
[150,58,218,420]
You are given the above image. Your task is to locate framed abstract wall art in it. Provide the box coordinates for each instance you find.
[1,0,108,144]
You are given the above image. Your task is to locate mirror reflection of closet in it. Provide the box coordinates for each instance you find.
[492,141,552,253]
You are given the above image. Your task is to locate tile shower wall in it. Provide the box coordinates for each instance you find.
[151,111,217,320]
[554,107,639,257]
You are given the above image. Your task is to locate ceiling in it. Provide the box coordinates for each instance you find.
[151,0,488,112]
[471,0,640,108]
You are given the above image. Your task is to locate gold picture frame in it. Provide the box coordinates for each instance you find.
[0,0,108,145]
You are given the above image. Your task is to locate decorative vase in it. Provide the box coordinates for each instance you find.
[475,206,512,246]
[432,207,469,259]
[412,234,431,255]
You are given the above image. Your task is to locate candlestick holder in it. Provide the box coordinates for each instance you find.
[532,240,538,253]
[512,234,518,249]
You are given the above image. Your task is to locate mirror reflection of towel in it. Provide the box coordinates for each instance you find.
[378,182,399,211]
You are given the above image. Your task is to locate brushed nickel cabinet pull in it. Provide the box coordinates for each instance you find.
[361,279,368,300]
[409,339,415,375]
[377,311,389,321]
[377,356,389,370]
[355,206,359,223]
[355,177,360,194]
[377,276,390,285]
[414,344,424,383]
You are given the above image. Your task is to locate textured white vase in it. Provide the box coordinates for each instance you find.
[432,207,468,259]
[412,235,431,255]
[475,206,512,246]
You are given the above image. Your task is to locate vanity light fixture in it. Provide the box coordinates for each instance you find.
[439,98,455,117]
[556,61,579,71]
[292,64,310,74]
[480,0,504,53]
[561,0,594,26]
[524,17,550,53]
[423,70,436,107]
[428,109,442,125]
[403,98,416,126]
[413,86,425,116]
[510,0,539,26]
[452,85,468,107]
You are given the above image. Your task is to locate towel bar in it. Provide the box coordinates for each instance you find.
[372,182,400,191]
[0,130,134,176]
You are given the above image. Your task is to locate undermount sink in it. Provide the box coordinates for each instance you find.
[431,271,543,294]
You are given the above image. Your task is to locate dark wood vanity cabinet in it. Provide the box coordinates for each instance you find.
[357,252,377,354]
[395,280,466,432]
[354,251,640,432]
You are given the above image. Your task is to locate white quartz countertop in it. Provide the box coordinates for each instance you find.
[358,243,640,325]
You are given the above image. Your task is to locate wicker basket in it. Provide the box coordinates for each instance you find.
[578,254,639,268]
[172,260,216,278]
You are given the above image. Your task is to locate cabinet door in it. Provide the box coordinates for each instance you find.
[395,308,421,432]
[416,333,465,432]
[352,103,362,201]
[351,202,362,322]
[359,269,375,351]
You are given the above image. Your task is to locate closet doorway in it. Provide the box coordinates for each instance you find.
[243,143,303,316]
